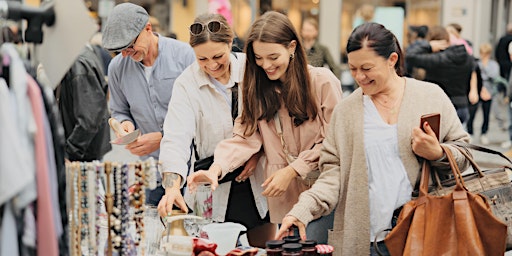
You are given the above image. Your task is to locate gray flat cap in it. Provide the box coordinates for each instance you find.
[102,3,149,51]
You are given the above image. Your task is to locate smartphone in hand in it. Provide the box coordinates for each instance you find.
[420,113,440,140]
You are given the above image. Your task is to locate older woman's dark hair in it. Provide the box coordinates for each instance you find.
[347,22,404,76]
[189,13,233,47]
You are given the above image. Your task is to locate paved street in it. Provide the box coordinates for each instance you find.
[466,100,512,169]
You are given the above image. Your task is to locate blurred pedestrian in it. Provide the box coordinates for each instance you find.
[446,23,473,55]
[301,17,341,77]
[405,25,475,125]
[102,2,195,206]
[467,43,499,145]
[404,25,428,79]
[495,23,512,80]
[56,45,112,162]
[187,11,342,243]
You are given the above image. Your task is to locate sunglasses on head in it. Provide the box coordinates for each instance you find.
[189,21,224,36]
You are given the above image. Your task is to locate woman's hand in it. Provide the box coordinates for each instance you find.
[187,164,221,192]
[236,151,261,182]
[275,215,306,240]
[468,89,479,105]
[480,87,492,101]
[261,166,297,197]
[411,122,443,160]
[157,187,188,217]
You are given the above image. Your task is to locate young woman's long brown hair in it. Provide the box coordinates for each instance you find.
[241,11,318,135]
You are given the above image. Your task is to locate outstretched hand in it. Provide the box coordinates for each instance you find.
[157,188,188,217]
[275,215,306,240]
[187,165,221,192]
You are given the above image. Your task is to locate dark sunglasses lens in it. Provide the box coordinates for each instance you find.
[190,23,204,35]
[208,21,222,33]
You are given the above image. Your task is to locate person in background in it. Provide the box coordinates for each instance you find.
[301,17,341,77]
[102,3,195,206]
[405,25,475,125]
[276,22,471,255]
[495,23,512,80]
[446,23,473,55]
[187,11,342,243]
[56,45,112,162]
[467,43,499,145]
[404,25,428,79]
[157,13,275,247]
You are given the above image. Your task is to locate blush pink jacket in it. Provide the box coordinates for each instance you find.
[214,66,342,222]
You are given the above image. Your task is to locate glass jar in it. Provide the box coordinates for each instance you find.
[265,240,285,256]
[283,236,301,244]
[143,206,164,255]
[315,244,334,256]
[300,240,317,256]
[282,243,302,256]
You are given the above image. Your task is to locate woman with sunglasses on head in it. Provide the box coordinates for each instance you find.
[158,13,276,247]
[187,11,342,243]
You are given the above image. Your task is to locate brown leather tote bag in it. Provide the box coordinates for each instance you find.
[384,145,507,256]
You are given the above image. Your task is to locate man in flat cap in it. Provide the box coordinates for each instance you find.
[102,3,195,206]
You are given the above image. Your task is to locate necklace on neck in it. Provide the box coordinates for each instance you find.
[370,78,405,115]
[371,95,400,114]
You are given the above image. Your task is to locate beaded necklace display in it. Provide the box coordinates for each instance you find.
[132,162,145,254]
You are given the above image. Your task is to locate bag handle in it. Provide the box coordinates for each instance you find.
[450,141,512,166]
[443,144,468,191]
[421,145,466,197]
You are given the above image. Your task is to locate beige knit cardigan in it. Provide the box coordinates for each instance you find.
[287,78,471,255]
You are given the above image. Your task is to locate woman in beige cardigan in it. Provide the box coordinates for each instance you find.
[277,23,471,255]
[187,11,342,243]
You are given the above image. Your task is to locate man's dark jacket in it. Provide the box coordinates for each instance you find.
[406,42,475,109]
[57,45,111,161]
[495,33,512,79]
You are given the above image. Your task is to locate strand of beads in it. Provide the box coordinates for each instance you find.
[121,163,137,255]
[132,162,145,254]
[80,163,89,255]
[111,163,122,254]
[86,162,97,255]
[69,162,80,256]
[146,157,157,190]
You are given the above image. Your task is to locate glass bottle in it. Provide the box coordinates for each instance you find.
[282,243,302,256]
[300,240,317,256]
[265,240,285,256]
